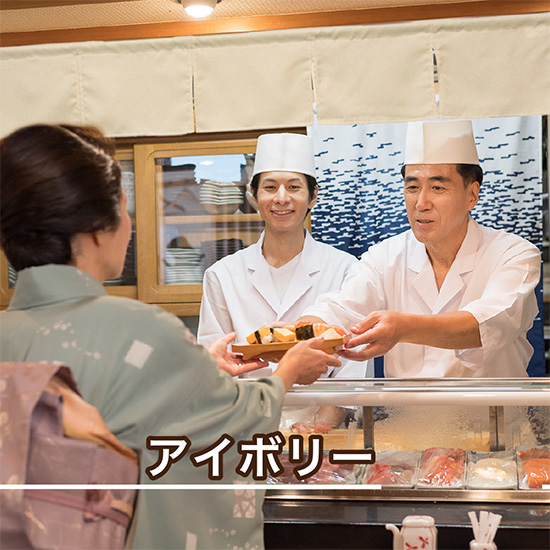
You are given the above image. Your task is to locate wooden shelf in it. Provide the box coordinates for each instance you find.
[157,302,202,317]
[164,213,263,225]
[105,286,138,299]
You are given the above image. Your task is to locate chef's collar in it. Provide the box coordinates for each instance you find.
[251,229,321,274]
[409,216,479,274]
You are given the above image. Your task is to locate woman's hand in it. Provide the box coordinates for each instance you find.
[208,332,269,376]
[273,337,341,391]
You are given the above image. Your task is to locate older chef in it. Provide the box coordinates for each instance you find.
[301,119,541,378]
[198,132,371,378]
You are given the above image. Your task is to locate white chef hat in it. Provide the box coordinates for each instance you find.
[252,133,316,178]
[404,119,480,166]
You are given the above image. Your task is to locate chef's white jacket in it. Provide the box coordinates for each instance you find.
[302,218,541,378]
[198,230,372,378]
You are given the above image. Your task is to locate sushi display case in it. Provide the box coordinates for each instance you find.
[265,378,550,503]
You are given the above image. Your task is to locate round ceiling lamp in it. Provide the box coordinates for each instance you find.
[178,0,222,18]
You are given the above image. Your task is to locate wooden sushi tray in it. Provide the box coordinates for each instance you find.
[232,335,350,361]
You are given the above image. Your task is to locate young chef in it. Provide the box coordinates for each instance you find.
[300,119,541,378]
[198,132,372,379]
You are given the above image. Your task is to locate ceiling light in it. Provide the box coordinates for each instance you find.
[178,0,221,18]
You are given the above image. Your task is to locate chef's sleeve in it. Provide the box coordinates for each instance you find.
[457,238,541,370]
[302,252,386,331]
[197,268,234,348]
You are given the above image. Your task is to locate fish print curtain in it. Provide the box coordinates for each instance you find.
[308,116,544,376]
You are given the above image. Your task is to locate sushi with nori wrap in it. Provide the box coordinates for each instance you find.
[295,323,315,340]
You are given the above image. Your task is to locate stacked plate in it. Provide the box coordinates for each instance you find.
[163,183,206,216]
[199,180,243,215]
[121,171,136,217]
[105,230,137,286]
[8,264,17,287]
[164,247,204,285]
[200,238,244,272]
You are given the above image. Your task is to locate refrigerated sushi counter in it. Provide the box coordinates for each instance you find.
[262,378,550,549]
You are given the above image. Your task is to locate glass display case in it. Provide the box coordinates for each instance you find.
[103,147,137,298]
[265,378,550,504]
[133,139,265,314]
[262,378,549,549]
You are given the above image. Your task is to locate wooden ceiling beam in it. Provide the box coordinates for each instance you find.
[0,0,141,9]
[1,0,548,47]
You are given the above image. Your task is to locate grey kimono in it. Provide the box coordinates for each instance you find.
[0,265,285,550]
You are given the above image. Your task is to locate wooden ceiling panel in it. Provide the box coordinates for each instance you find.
[0,0,548,46]
[0,0,141,9]
[0,0,500,32]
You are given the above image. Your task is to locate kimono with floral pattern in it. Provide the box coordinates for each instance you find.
[1,265,284,550]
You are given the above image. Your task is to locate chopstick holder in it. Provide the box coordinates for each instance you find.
[468,511,501,550]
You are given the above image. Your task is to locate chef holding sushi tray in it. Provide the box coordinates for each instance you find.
[198,132,372,428]
[298,119,540,379]
[198,132,371,380]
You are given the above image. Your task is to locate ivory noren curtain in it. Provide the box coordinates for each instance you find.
[0,13,548,137]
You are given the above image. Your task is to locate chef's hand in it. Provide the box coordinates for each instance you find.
[208,332,269,376]
[341,310,481,360]
[274,337,341,391]
[338,310,401,361]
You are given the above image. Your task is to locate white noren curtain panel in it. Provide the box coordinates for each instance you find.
[435,12,550,119]
[0,44,81,131]
[79,39,194,137]
[0,38,195,138]
[193,31,314,133]
[312,23,438,125]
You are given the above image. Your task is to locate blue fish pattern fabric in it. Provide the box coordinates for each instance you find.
[307,116,544,375]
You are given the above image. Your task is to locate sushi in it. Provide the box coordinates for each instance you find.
[246,326,273,344]
[245,322,347,344]
[295,323,315,340]
[272,327,295,342]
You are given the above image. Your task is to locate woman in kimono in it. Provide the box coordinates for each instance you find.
[0,124,340,550]
[198,133,372,381]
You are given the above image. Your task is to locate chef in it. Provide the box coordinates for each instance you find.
[198,132,371,379]
[301,119,541,378]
